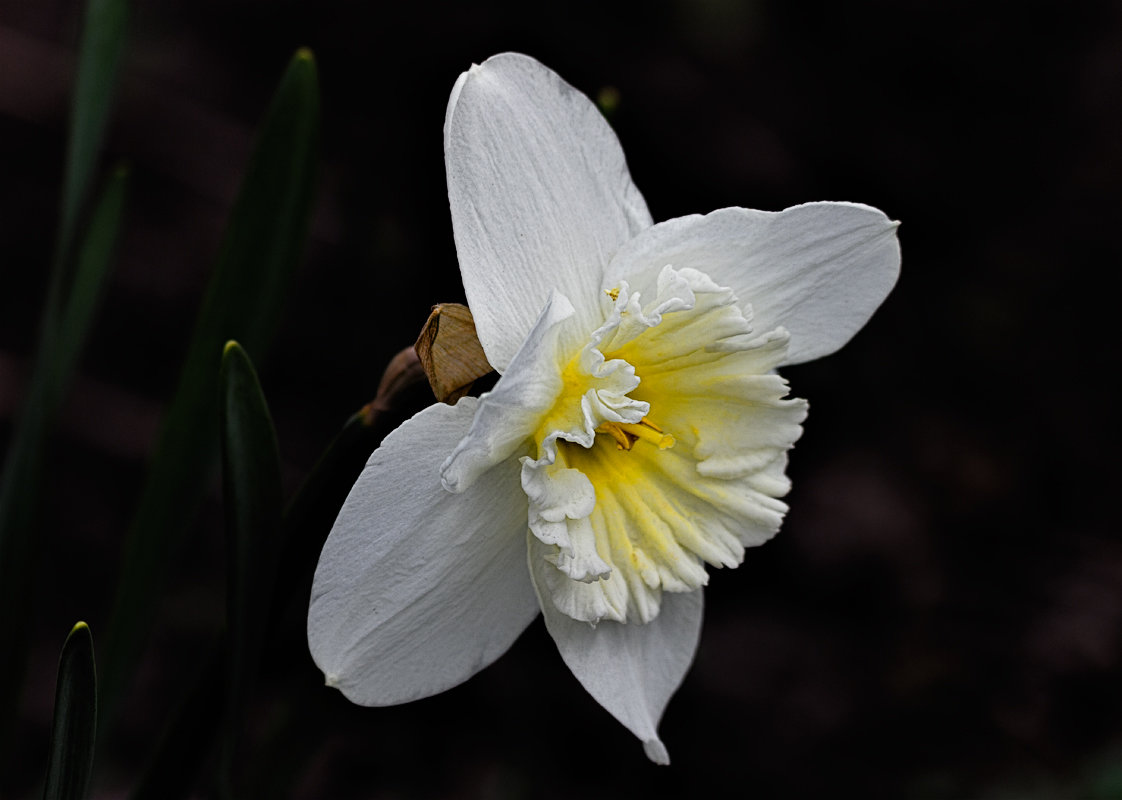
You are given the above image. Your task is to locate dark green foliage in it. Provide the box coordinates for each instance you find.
[43,623,97,800]
[100,49,320,730]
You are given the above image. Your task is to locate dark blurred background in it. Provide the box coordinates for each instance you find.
[2,0,1120,797]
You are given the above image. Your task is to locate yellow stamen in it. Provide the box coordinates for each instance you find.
[598,423,635,450]
[605,287,620,301]
[596,417,676,451]
[619,420,676,450]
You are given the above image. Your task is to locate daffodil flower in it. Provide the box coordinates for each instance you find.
[308,53,900,763]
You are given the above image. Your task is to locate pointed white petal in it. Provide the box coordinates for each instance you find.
[444,52,653,371]
[603,202,900,365]
[530,537,703,764]
[308,399,538,705]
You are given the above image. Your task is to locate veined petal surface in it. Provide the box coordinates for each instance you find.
[308,399,539,705]
[602,202,901,365]
[444,52,653,371]
[529,542,703,766]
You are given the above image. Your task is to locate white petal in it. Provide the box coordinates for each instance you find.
[603,202,900,365]
[308,399,538,705]
[441,290,575,494]
[529,533,629,624]
[444,52,653,371]
[530,539,704,764]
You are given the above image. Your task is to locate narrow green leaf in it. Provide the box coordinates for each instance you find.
[56,165,131,390]
[41,0,128,348]
[59,0,129,265]
[101,48,320,732]
[217,341,283,798]
[43,622,97,800]
[1,0,125,767]
[0,169,128,736]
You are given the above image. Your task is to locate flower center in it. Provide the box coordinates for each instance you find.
[520,266,808,627]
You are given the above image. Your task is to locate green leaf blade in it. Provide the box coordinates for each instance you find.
[42,622,97,800]
[0,167,128,737]
[217,341,283,796]
[55,165,130,387]
[100,48,320,732]
[59,0,129,263]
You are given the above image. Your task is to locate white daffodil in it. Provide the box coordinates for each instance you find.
[308,52,900,763]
